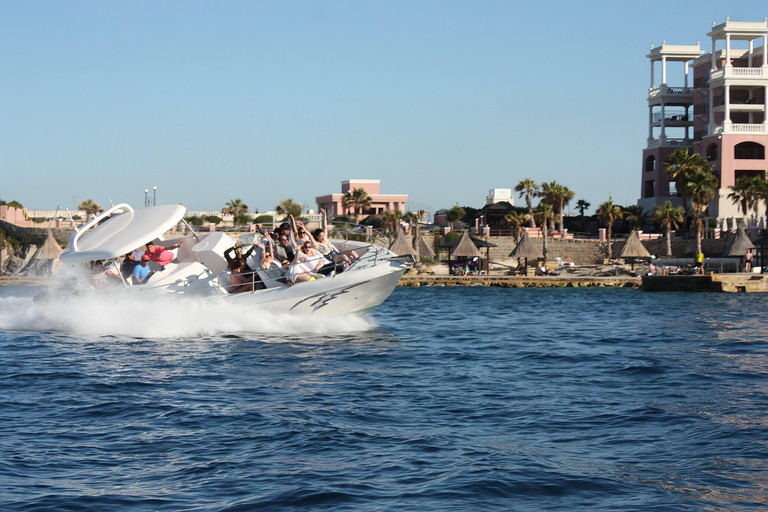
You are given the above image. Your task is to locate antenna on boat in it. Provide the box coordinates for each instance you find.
[109,198,114,207]
[65,208,78,230]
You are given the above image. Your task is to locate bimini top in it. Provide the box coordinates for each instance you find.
[60,203,186,263]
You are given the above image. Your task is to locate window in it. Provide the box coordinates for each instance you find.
[734,142,765,160]
[644,180,655,198]
[645,155,656,173]
[707,143,719,162]
[669,182,678,197]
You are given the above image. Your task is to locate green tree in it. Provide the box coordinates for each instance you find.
[685,168,719,254]
[233,212,252,228]
[276,199,302,219]
[728,175,763,228]
[576,199,591,217]
[185,215,204,227]
[204,215,222,225]
[538,181,574,232]
[652,200,684,257]
[597,197,623,259]
[623,205,649,233]
[222,199,249,216]
[515,179,538,227]
[663,148,709,214]
[504,211,530,241]
[533,202,553,261]
[79,199,103,220]
[349,188,372,221]
[445,205,466,224]
[381,209,403,235]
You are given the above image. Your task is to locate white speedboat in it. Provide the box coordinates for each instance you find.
[57,203,411,316]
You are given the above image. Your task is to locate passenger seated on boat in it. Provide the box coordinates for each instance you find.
[144,241,183,270]
[274,233,296,266]
[289,241,326,283]
[225,243,258,293]
[132,255,156,285]
[310,208,358,269]
[120,252,140,281]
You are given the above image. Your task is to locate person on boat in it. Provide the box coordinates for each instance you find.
[257,232,290,286]
[309,209,358,270]
[224,242,261,293]
[144,241,183,270]
[274,232,296,267]
[120,252,140,281]
[132,255,156,285]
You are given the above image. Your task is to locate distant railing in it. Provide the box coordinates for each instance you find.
[731,124,767,133]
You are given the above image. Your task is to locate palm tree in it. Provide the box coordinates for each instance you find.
[276,198,302,219]
[686,169,719,254]
[623,205,649,232]
[597,197,623,259]
[729,175,763,228]
[350,188,372,221]
[504,211,530,241]
[341,194,354,217]
[382,209,403,235]
[663,148,709,213]
[533,202,553,261]
[652,200,685,257]
[403,210,424,234]
[79,199,103,220]
[576,199,591,231]
[515,179,538,227]
[222,199,249,216]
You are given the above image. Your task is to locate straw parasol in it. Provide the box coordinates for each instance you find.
[389,226,416,257]
[722,226,755,257]
[450,230,482,259]
[618,230,651,270]
[509,231,543,272]
[413,227,435,262]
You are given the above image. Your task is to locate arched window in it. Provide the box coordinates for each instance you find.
[734,142,765,160]
[707,143,719,162]
[645,155,656,173]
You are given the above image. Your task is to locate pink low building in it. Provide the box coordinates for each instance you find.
[0,205,34,227]
[316,179,408,216]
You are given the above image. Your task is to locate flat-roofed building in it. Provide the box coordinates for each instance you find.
[316,179,408,216]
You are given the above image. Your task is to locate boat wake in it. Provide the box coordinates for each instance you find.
[0,289,377,339]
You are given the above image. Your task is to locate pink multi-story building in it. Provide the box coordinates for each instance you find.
[639,18,768,220]
[315,179,408,217]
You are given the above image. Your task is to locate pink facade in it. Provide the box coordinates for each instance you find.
[316,179,408,217]
[639,19,768,219]
[0,205,34,227]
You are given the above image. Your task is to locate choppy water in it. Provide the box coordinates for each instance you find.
[1,285,767,511]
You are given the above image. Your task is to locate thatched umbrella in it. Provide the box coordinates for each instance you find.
[723,227,755,272]
[451,230,482,259]
[20,230,64,276]
[389,226,416,257]
[413,227,435,263]
[509,231,543,273]
[618,230,651,270]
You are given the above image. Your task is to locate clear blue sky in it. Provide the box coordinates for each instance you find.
[1,1,765,217]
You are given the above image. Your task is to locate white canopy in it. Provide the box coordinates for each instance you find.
[60,204,186,263]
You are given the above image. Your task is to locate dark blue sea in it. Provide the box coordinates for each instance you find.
[1,285,767,511]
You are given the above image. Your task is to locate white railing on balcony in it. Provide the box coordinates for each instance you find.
[648,85,694,99]
[710,67,764,80]
[731,124,767,133]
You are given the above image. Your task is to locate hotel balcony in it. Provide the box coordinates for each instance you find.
[709,66,767,87]
[711,123,768,135]
[651,112,693,126]
[647,85,695,105]
[646,137,692,149]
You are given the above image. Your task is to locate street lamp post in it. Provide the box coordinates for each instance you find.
[153,186,157,206]
[144,189,149,207]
